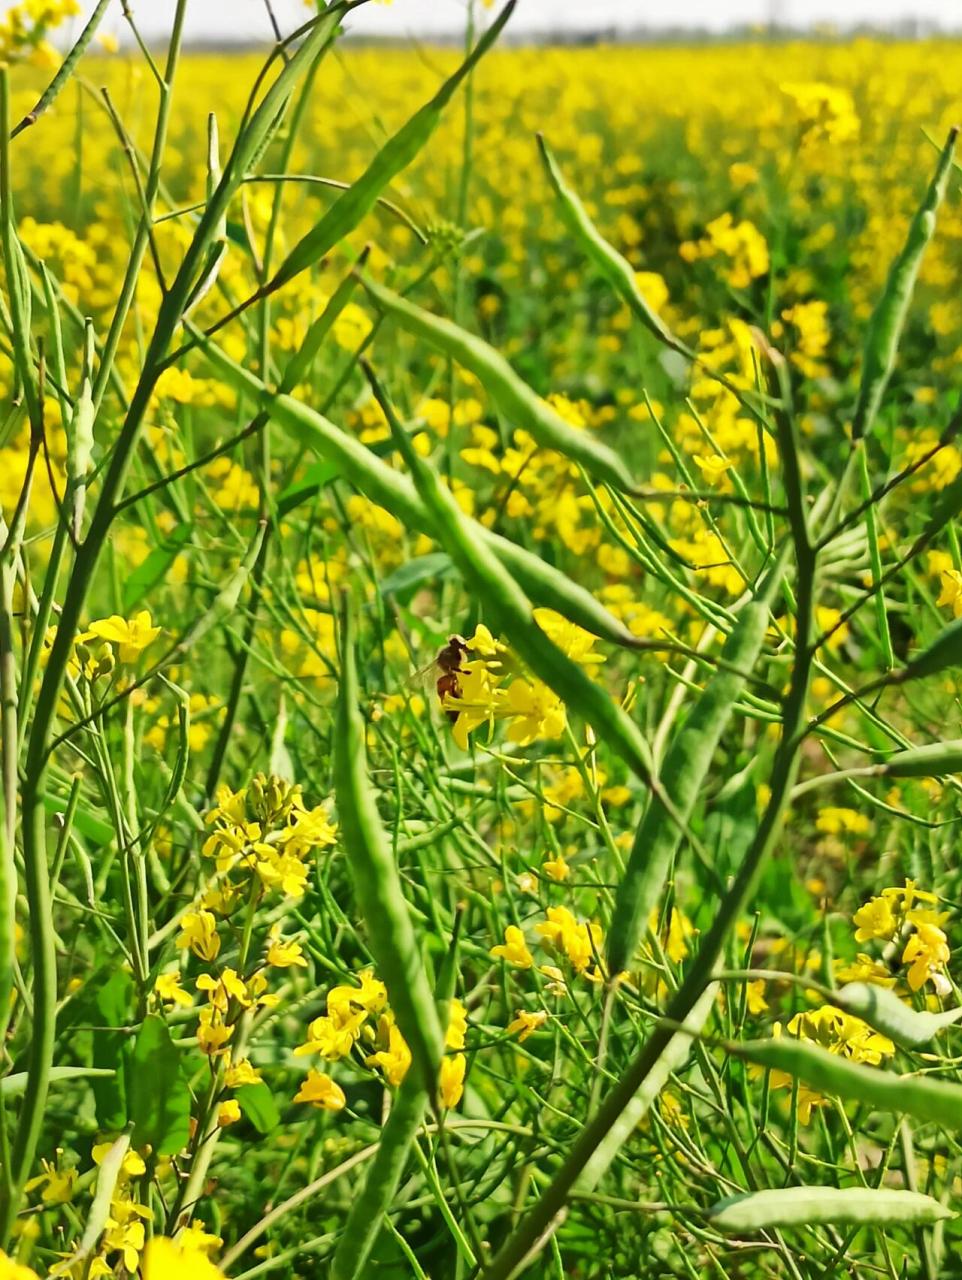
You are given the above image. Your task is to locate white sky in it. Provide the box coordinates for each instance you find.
[37,0,962,41]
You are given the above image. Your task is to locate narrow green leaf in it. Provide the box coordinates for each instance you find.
[122,523,193,613]
[127,1015,191,1155]
[235,1082,280,1134]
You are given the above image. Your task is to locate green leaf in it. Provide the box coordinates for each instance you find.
[379,553,453,605]
[126,1015,191,1155]
[277,460,340,518]
[42,791,113,845]
[92,970,134,1130]
[235,1082,280,1134]
[122,523,193,613]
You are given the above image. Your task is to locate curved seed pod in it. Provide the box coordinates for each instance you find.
[330,916,463,1280]
[879,739,962,777]
[359,273,641,494]
[194,331,645,651]
[852,126,958,441]
[538,135,684,353]
[334,593,445,1093]
[9,0,111,139]
[272,2,515,288]
[369,365,662,797]
[576,984,717,1192]
[606,556,784,976]
[833,982,962,1049]
[708,1186,952,1234]
[733,1035,962,1131]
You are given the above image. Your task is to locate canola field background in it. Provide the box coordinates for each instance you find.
[5,13,962,1280]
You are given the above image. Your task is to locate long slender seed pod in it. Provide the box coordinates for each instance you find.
[359,273,641,494]
[538,135,685,353]
[732,1035,962,1130]
[9,0,112,139]
[271,2,515,287]
[851,126,958,440]
[330,916,463,1280]
[832,982,962,1049]
[606,553,785,976]
[708,1187,952,1234]
[334,594,445,1093]
[368,365,674,810]
[879,739,962,777]
[194,331,646,650]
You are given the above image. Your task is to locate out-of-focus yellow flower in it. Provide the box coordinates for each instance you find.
[490,925,534,969]
[852,895,898,942]
[295,1069,346,1111]
[143,1234,225,1279]
[506,1009,547,1041]
[439,1053,466,1108]
[366,1021,411,1087]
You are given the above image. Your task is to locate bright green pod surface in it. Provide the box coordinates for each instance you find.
[360,273,642,494]
[898,616,962,682]
[196,331,644,651]
[708,1186,952,1234]
[330,923,461,1280]
[880,739,962,777]
[376,371,661,794]
[851,127,957,441]
[834,982,962,1049]
[272,2,514,287]
[736,1035,962,1130]
[576,984,717,1193]
[538,135,682,352]
[334,597,446,1093]
[606,575,779,976]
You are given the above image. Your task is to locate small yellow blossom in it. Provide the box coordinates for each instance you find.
[490,925,534,969]
[85,609,161,663]
[295,1069,346,1111]
[506,1009,547,1042]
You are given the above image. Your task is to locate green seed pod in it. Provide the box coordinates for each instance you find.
[193,329,646,652]
[879,739,962,778]
[271,2,515,289]
[371,366,662,798]
[708,1186,952,1234]
[833,982,962,1049]
[67,384,95,486]
[606,556,784,977]
[334,592,445,1094]
[734,1035,962,1131]
[851,126,958,441]
[538,135,683,353]
[359,273,641,494]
